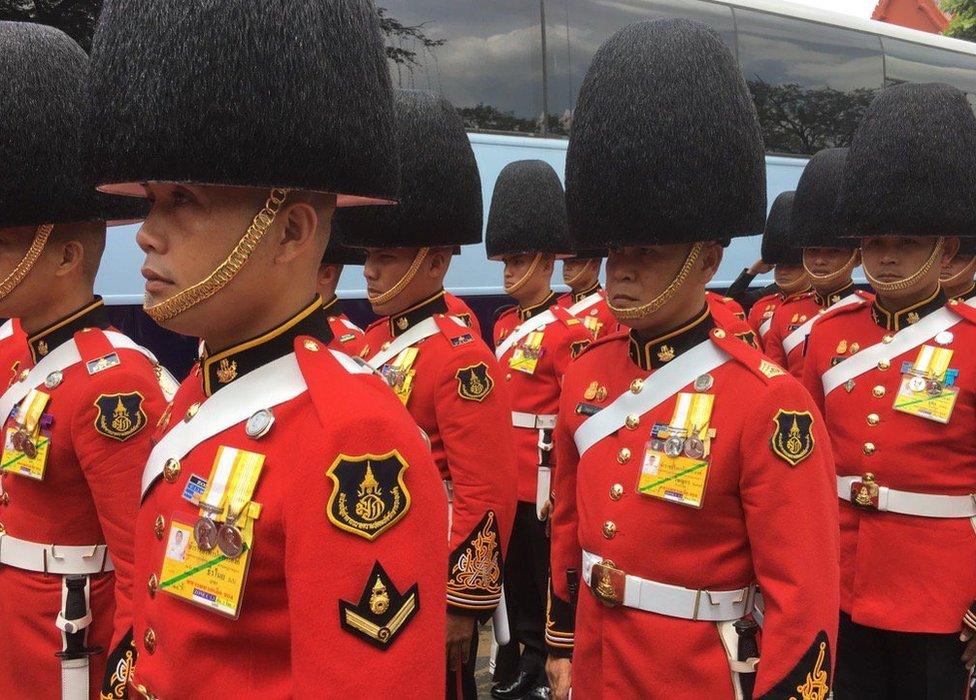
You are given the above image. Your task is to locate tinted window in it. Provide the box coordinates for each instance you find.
[545,0,736,137]
[882,37,976,103]
[377,1,545,134]
[735,9,884,155]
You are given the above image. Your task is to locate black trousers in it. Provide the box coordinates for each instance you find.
[446,627,479,700]
[834,611,969,699]
[493,501,550,686]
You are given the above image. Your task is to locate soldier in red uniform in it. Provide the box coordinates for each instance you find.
[557,251,616,340]
[545,19,840,699]
[316,236,368,357]
[744,192,810,343]
[336,90,518,700]
[86,2,448,697]
[801,82,976,698]
[445,291,483,339]
[0,22,170,700]
[487,160,592,700]
[941,237,976,301]
[765,149,870,376]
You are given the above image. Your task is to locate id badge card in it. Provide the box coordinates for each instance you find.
[893,377,958,424]
[636,446,709,508]
[159,515,252,619]
[1,427,50,480]
[509,332,544,375]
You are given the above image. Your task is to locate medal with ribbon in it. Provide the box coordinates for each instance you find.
[2,389,52,480]
[894,345,958,423]
[381,347,419,405]
[509,331,545,374]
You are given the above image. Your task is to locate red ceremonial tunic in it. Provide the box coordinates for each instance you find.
[363,291,517,618]
[444,291,482,339]
[548,307,839,698]
[322,295,368,358]
[130,297,447,699]
[801,290,976,633]
[748,291,791,347]
[0,299,167,699]
[492,292,593,503]
[557,283,618,340]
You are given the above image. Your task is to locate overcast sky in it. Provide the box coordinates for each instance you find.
[788,0,880,17]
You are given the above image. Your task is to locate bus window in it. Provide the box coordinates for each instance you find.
[378,1,545,135]
[734,9,884,156]
[545,0,736,137]
[882,36,976,100]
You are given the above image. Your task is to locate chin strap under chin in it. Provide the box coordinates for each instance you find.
[505,253,544,296]
[0,224,54,301]
[564,258,597,287]
[941,253,976,289]
[144,188,290,322]
[865,237,944,293]
[607,243,703,321]
[803,249,859,285]
[367,247,430,307]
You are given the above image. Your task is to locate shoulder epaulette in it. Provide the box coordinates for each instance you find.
[74,327,125,374]
[550,304,583,328]
[710,327,787,385]
[434,314,476,348]
[948,298,976,324]
[816,297,870,325]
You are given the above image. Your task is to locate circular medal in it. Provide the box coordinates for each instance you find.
[936,331,954,346]
[664,436,685,458]
[245,409,275,439]
[217,523,245,559]
[193,517,219,551]
[10,429,27,453]
[20,435,37,459]
[908,376,926,393]
[927,379,943,396]
[694,374,714,392]
[683,436,705,459]
[44,371,63,390]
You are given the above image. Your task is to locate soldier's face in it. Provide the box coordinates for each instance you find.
[861,235,958,304]
[0,225,61,317]
[136,183,290,335]
[562,258,599,290]
[773,263,806,289]
[502,253,553,301]
[363,247,447,316]
[803,247,856,279]
[941,252,976,282]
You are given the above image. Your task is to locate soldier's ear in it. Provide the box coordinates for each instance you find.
[943,237,961,264]
[53,239,85,278]
[275,200,320,264]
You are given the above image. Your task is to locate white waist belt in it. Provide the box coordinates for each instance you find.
[582,550,755,622]
[512,412,557,430]
[836,475,976,518]
[0,533,113,575]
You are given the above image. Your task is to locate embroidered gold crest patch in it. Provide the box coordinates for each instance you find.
[94,393,147,441]
[339,561,419,650]
[326,451,411,540]
[447,511,502,611]
[455,362,494,402]
[570,340,590,359]
[770,410,815,466]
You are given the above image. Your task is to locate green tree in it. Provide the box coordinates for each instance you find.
[0,0,102,51]
[941,0,976,41]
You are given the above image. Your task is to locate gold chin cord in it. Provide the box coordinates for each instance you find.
[0,224,54,301]
[564,258,596,287]
[145,188,290,323]
[367,247,430,306]
[864,237,944,293]
[777,276,811,295]
[940,252,976,287]
[504,253,544,295]
[803,249,859,285]
[607,242,704,321]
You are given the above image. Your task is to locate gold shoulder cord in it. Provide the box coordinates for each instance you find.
[367,247,430,307]
[864,237,944,293]
[0,224,54,301]
[608,242,704,321]
[145,188,290,322]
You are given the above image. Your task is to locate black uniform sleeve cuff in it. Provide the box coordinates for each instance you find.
[100,627,135,699]
[756,631,831,700]
[447,510,502,622]
[545,579,576,657]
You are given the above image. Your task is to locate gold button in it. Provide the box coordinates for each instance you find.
[184,403,200,422]
[162,459,181,483]
[625,414,640,430]
[617,448,631,464]
[609,484,624,501]
[862,442,876,456]
[877,359,890,371]
[866,414,880,426]
[872,385,886,398]
[147,574,158,598]
[303,339,320,352]
[505,373,512,381]
[630,379,643,394]
[154,515,165,540]
[18,370,28,382]
[882,335,894,344]
[381,342,391,351]
[602,521,617,539]
[143,627,157,654]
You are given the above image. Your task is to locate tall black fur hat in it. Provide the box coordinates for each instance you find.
[86,0,398,206]
[333,90,482,249]
[838,82,976,238]
[791,148,856,250]
[565,18,765,248]
[485,160,571,259]
[762,192,801,265]
[322,234,366,267]
[0,21,144,229]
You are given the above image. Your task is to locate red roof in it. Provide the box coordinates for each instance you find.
[872,0,950,33]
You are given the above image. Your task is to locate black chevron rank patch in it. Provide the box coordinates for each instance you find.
[339,561,419,650]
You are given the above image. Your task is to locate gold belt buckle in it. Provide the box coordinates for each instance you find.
[590,559,625,607]
[850,472,880,510]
